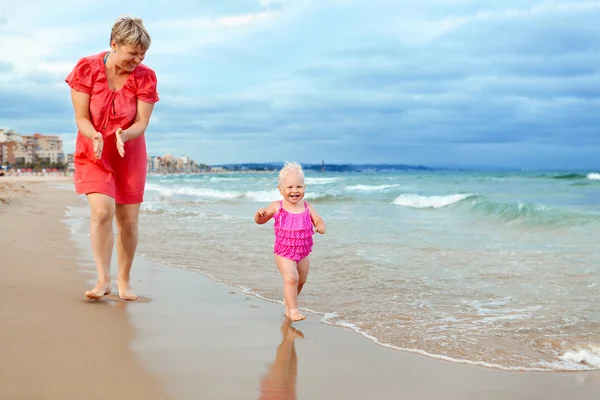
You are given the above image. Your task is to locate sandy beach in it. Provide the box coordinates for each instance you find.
[1,177,599,399]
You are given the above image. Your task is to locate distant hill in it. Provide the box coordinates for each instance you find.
[212,162,434,172]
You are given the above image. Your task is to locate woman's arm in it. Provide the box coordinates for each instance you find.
[116,100,155,156]
[119,100,155,141]
[70,89,99,140]
[71,89,103,159]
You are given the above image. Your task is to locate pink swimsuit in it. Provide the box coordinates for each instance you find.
[273,201,314,261]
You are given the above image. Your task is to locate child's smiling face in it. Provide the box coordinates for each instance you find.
[278,170,306,204]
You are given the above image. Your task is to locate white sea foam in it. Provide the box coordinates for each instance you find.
[244,190,329,202]
[319,313,555,371]
[305,177,340,185]
[467,297,513,313]
[346,184,400,192]
[140,202,209,218]
[559,347,600,369]
[244,190,280,202]
[146,182,331,202]
[63,206,88,234]
[146,183,239,199]
[586,173,600,180]
[209,177,242,182]
[392,193,473,208]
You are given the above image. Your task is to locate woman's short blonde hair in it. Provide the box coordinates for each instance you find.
[279,161,304,183]
[110,15,151,51]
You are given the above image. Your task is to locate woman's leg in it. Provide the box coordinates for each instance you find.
[114,203,141,301]
[85,193,116,300]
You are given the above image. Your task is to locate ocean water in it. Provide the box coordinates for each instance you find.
[67,169,600,371]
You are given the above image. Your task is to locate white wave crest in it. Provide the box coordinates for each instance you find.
[586,173,600,180]
[244,191,328,202]
[145,183,239,199]
[244,190,280,202]
[392,193,473,208]
[209,177,242,182]
[346,184,400,192]
[305,177,339,185]
[559,347,600,369]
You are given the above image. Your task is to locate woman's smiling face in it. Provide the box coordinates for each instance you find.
[113,43,146,72]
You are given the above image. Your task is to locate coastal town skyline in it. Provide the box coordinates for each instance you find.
[0,128,209,173]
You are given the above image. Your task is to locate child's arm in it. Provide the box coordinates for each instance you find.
[307,203,327,234]
[254,201,278,224]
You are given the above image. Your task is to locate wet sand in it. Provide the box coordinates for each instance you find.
[2,178,599,399]
[111,245,600,400]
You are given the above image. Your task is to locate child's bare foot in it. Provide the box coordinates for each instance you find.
[85,280,111,300]
[116,281,138,301]
[281,318,305,339]
[287,325,305,340]
[287,308,306,322]
[283,298,289,315]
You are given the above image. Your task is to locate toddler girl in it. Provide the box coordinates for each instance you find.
[254,162,326,321]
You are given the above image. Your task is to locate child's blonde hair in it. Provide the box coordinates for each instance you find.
[279,161,304,183]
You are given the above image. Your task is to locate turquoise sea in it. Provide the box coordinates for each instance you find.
[68,168,600,371]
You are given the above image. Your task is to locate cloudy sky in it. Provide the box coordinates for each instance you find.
[1,0,599,169]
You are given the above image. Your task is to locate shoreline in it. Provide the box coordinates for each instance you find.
[2,180,599,399]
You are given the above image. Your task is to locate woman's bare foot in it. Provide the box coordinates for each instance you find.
[287,308,306,322]
[85,280,111,301]
[116,281,138,301]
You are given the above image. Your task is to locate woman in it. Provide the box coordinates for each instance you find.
[65,15,159,301]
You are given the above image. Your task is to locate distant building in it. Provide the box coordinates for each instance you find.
[146,154,209,174]
[21,133,65,165]
[0,129,66,167]
[0,141,23,165]
[0,129,21,143]
[67,153,74,172]
[0,129,20,165]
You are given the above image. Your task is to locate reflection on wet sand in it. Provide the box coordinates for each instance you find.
[259,319,304,400]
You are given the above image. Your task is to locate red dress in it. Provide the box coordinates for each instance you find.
[65,52,159,204]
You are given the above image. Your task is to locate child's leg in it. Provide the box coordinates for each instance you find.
[297,257,310,296]
[275,255,306,321]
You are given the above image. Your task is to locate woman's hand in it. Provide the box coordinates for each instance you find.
[92,132,103,160]
[115,128,128,157]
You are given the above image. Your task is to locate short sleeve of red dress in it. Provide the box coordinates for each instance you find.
[65,58,93,94]
[136,68,159,104]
